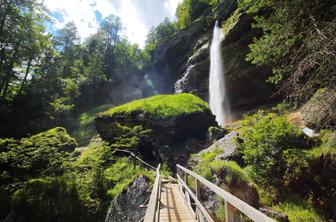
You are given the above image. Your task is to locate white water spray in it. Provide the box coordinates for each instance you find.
[209,21,232,127]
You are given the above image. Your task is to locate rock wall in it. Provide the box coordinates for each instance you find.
[149,0,276,115]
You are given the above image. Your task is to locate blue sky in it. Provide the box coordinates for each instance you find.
[42,0,182,48]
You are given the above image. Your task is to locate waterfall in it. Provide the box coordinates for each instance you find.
[209,21,232,127]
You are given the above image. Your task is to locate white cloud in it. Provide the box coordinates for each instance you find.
[164,0,182,18]
[43,0,99,39]
[43,0,182,48]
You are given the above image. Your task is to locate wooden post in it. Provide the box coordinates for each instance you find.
[225,201,234,222]
[184,171,187,185]
[195,178,200,221]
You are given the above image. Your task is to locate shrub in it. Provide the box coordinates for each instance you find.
[12,177,82,222]
[240,111,305,188]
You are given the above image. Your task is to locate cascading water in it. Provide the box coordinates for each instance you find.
[209,21,232,127]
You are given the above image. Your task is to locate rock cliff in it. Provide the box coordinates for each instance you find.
[148,0,276,116]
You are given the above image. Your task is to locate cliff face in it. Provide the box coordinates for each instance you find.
[149,0,276,115]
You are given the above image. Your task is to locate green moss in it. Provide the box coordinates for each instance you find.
[222,8,242,34]
[29,127,77,152]
[104,158,154,198]
[12,177,82,222]
[98,93,209,119]
[0,127,77,192]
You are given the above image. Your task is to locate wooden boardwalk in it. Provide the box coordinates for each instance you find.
[159,183,195,222]
[143,164,274,222]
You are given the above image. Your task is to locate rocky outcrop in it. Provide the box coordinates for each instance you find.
[105,175,151,222]
[95,94,217,169]
[301,88,336,130]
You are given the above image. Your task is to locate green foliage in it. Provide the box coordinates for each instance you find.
[145,18,178,56]
[209,160,251,185]
[12,177,82,222]
[99,93,209,119]
[68,137,153,216]
[240,111,305,188]
[242,0,336,101]
[273,197,326,222]
[175,0,212,29]
[0,127,77,192]
[104,158,153,198]
[160,163,172,178]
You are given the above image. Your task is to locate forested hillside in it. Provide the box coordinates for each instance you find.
[0,0,335,221]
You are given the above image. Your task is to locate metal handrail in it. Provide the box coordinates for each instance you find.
[176,164,275,222]
[144,164,161,222]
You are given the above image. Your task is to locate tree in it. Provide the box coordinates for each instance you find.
[243,0,336,102]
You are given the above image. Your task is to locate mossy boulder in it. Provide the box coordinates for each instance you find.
[0,127,77,190]
[28,127,77,152]
[95,94,217,167]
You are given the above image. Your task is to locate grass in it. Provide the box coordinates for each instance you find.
[104,158,154,198]
[209,160,251,184]
[273,197,326,222]
[98,94,209,119]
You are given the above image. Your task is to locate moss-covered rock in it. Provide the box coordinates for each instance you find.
[29,127,77,152]
[11,177,82,222]
[0,127,77,192]
[95,94,217,168]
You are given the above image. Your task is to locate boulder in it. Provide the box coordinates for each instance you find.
[95,94,217,169]
[301,88,336,130]
[198,132,241,162]
[207,126,227,144]
[105,175,151,222]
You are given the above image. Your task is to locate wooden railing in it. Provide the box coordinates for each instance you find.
[144,164,161,222]
[176,164,275,222]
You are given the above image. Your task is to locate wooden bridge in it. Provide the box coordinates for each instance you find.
[143,164,275,222]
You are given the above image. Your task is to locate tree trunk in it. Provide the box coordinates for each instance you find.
[17,57,33,97]
[0,0,10,38]
[1,41,21,100]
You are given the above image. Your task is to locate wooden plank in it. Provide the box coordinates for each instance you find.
[144,164,161,222]
[177,175,214,222]
[176,164,275,222]
[159,183,196,222]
